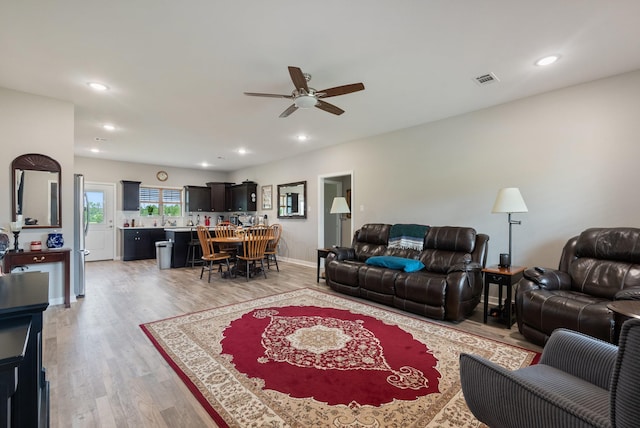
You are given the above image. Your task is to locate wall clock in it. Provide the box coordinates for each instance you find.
[156,170,168,182]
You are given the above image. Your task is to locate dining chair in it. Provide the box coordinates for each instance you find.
[196,226,231,283]
[264,223,282,271]
[236,226,270,281]
[214,224,239,261]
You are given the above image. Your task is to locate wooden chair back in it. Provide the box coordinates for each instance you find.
[196,226,214,258]
[214,224,236,239]
[241,226,270,260]
[265,224,282,253]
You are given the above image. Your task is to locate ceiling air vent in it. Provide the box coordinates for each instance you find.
[473,72,500,86]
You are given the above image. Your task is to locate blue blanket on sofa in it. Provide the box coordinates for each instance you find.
[388,224,429,251]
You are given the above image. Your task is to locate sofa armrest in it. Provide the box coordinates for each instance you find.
[539,328,617,389]
[459,354,610,428]
[522,267,572,290]
[615,287,640,301]
[329,246,355,261]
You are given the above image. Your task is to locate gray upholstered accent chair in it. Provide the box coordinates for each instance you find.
[459,318,640,428]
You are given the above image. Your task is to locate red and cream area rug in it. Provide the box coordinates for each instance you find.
[140,289,538,427]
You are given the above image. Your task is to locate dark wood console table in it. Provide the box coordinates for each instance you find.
[2,248,71,308]
[0,272,50,428]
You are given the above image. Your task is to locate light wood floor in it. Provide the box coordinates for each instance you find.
[43,259,541,428]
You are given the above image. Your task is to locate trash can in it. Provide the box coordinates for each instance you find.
[155,240,173,269]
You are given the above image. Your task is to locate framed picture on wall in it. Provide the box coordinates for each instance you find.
[262,185,273,210]
[346,189,352,218]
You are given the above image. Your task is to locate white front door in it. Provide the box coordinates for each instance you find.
[85,182,116,261]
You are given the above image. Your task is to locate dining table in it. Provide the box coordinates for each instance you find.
[209,232,274,278]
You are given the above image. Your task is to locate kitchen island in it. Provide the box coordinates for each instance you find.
[119,226,216,267]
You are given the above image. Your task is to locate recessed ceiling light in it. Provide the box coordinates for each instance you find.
[87,82,109,91]
[238,148,247,155]
[103,123,115,131]
[535,55,560,66]
[90,148,100,153]
[297,134,308,142]
[201,162,209,167]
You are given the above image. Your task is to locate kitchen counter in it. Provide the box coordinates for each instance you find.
[117,226,217,231]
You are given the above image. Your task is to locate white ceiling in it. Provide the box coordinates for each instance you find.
[2,1,640,172]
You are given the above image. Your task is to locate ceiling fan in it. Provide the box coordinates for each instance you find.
[244,66,365,118]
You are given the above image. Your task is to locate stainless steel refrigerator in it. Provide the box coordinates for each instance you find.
[73,174,90,297]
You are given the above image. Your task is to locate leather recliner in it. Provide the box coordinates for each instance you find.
[516,227,640,346]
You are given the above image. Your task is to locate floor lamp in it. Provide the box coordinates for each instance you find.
[491,188,528,267]
[330,197,351,247]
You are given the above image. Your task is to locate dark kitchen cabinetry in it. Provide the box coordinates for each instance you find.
[185,185,212,212]
[206,182,234,212]
[122,228,166,261]
[121,180,141,211]
[231,181,257,212]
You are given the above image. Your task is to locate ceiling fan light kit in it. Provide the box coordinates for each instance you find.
[244,66,365,118]
[294,95,318,109]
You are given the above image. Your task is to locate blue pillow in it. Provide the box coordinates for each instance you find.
[365,256,425,273]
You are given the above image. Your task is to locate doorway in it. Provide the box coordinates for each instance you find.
[318,172,353,249]
[85,182,116,261]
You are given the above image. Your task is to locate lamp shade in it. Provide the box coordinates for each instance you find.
[330,197,351,214]
[491,188,528,213]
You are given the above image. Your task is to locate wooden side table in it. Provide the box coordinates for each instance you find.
[2,247,71,308]
[607,300,640,345]
[482,265,526,329]
[317,248,332,282]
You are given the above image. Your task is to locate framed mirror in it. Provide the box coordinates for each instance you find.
[277,181,307,219]
[12,153,62,229]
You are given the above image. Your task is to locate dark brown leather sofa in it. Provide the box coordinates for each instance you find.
[516,227,640,346]
[325,224,489,322]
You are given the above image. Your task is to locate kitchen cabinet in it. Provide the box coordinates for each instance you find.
[122,228,166,261]
[206,182,234,212]
[185,185,211,212]
[121,180,141,211]
[231,181,257,212]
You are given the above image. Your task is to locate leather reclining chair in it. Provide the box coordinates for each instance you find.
[516,227,640,346]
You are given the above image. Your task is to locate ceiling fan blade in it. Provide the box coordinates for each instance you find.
[279,104,299,118]
[288,66,309,93]
[315,99,345,116]
[244,92,293,99]
[317,83,365,98]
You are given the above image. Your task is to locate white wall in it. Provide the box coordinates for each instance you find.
[232,70,640,269]
[0,87,74,303]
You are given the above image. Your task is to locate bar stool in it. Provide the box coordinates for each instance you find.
[185,227,202,267]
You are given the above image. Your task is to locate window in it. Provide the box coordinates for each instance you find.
[139,186,183,217]
[86,190,105,224]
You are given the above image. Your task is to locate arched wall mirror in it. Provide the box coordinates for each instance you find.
[277,181,307,219]
[12,153,62,229]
